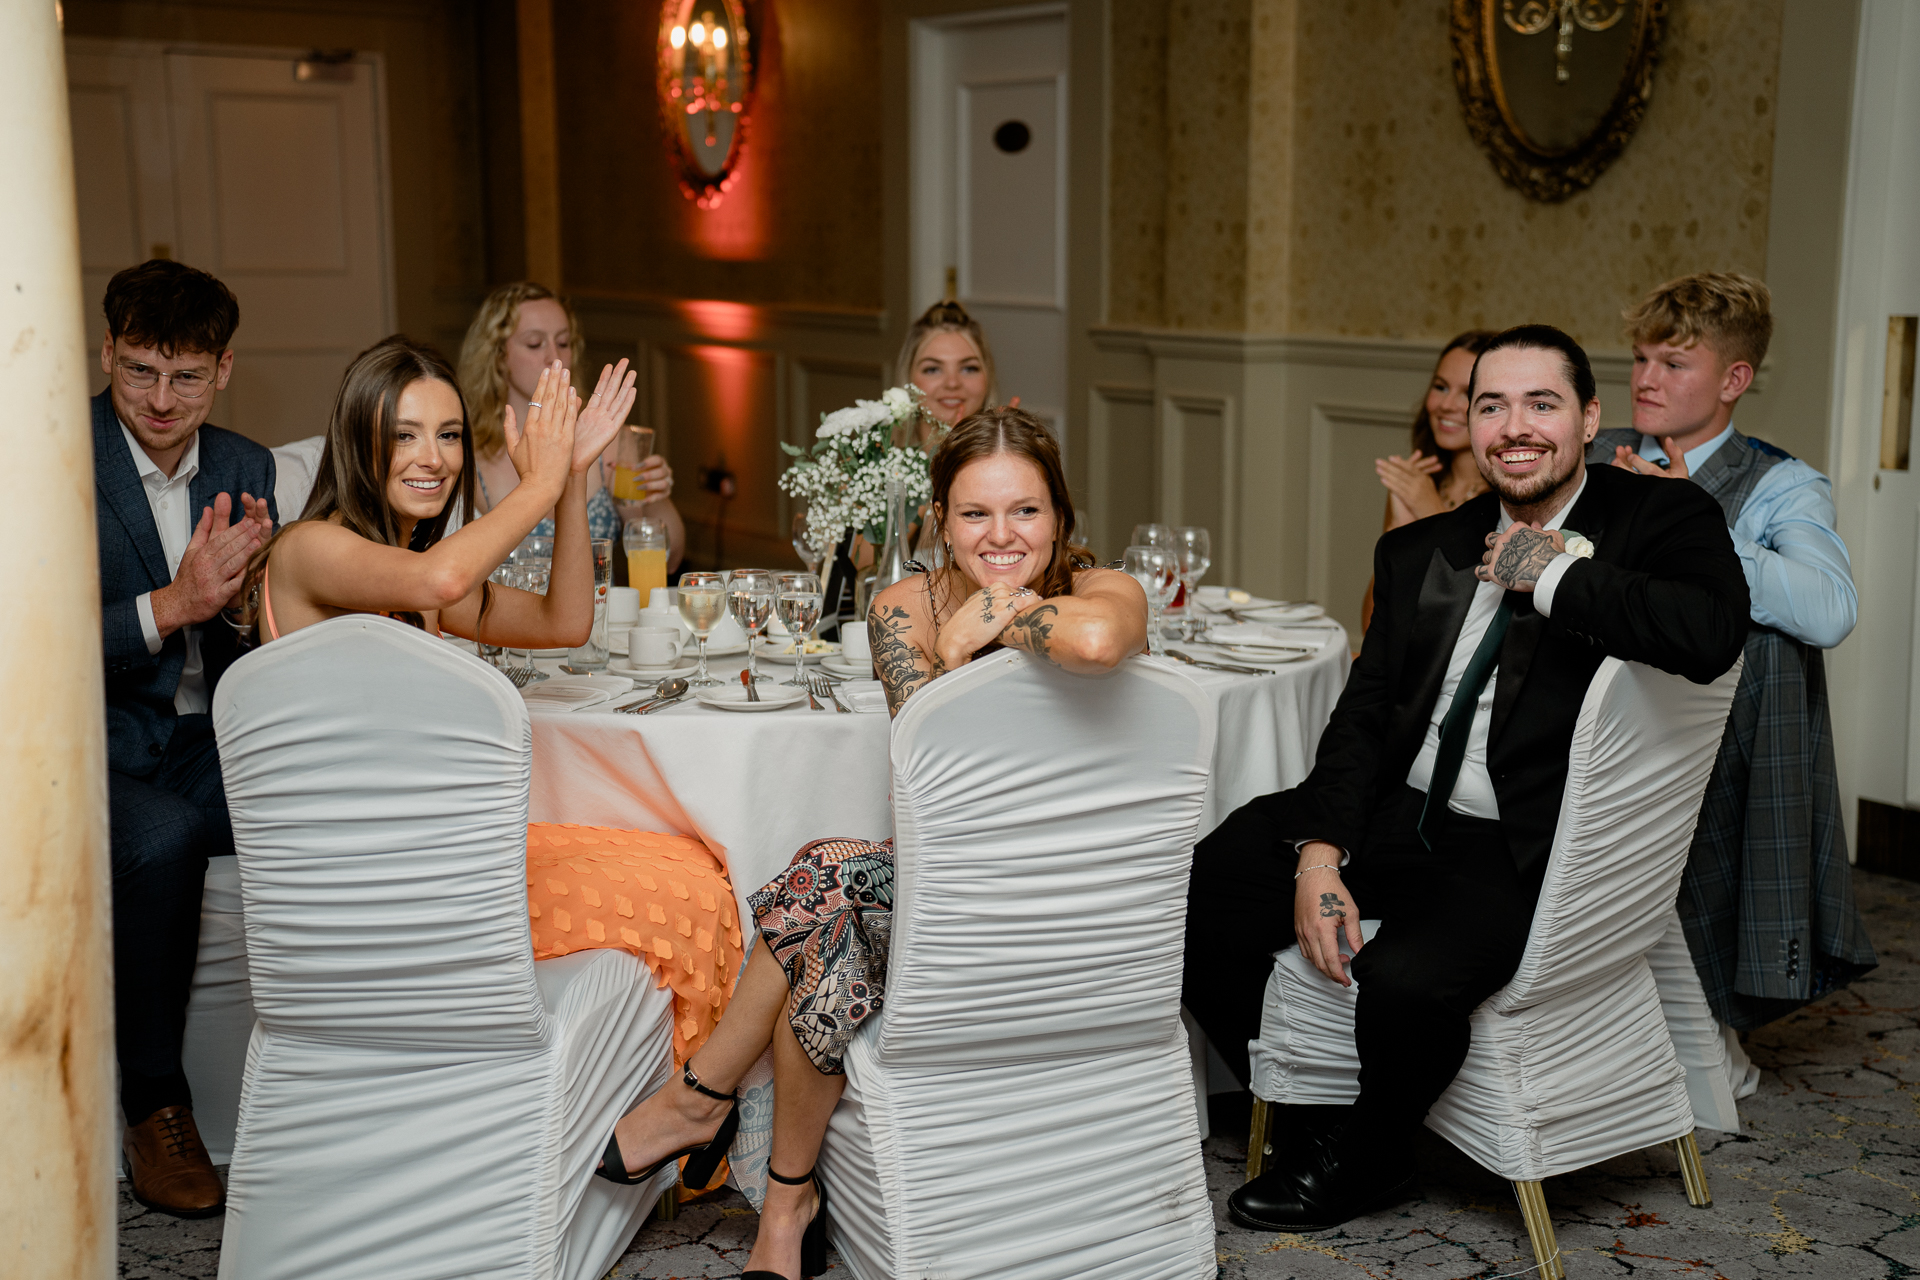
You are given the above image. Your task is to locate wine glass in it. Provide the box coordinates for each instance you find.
[677,571,727,687]
[1131,523,1175,548]
[791,511,824,575]
[728,569,777,684]
[1173,526,1212,639]
[1124,544,1179,657]
[776,571,823,688]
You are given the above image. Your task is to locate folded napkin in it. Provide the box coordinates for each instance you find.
[839,679,889,714]
[1206,623,1329,652]
[520,675,631,712]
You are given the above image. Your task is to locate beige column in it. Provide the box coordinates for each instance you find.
[517,0,564,287]
[0,4,118,1278]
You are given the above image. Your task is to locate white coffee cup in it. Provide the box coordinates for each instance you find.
[627,626,686,667]
[649,587,676,611]
[607,586,642,627]
[840,620,871,663]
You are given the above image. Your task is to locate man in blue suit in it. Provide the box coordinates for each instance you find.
[95,260,275,1216]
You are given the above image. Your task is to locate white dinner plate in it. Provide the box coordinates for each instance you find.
[606,656,701,679]
[694,684,811,712]
[817,655,873,680]
[753,639,842,665]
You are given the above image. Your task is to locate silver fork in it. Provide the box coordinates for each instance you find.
[811,675,851,713]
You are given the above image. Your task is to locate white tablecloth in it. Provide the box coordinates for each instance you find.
[528,637,1351,921]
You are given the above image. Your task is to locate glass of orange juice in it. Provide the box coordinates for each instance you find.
[610,425,657,500]
[624,515,670,600]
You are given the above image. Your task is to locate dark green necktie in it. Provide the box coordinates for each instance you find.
[1417,596,1513,849]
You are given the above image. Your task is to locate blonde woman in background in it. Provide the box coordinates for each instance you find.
[458,282,686,570]
[891,300,1018,561]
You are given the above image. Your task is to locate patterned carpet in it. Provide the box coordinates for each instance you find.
[118,871,1920,1279]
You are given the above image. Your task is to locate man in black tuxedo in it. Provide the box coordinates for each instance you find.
[1183,325,1749,1231]
[95,260,275,1216]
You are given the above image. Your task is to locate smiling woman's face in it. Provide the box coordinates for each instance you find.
[942,451,1056,590]
[1426,346,1478,452]
[912,329,989,426]
[385,377,466,524]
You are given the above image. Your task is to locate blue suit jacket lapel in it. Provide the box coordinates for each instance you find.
[93,392,171,589]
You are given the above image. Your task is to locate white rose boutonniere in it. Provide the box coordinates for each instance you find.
[1562,531,1596,559]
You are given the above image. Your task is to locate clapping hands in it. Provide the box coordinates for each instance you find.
[1376,450,1446,525]
[503,362,581,498]
[1610,439,1688,480]
[156,490,273,633]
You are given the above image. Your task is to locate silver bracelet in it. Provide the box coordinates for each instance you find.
[1293,863,1341,879]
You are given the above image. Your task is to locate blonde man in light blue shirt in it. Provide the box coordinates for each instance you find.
[1591,271,1876,1048]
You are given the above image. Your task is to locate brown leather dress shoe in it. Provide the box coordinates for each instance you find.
[124,1106,225,1218]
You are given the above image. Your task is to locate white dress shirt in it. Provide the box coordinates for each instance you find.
[1404,474,1588,819]
[123,422,210,716]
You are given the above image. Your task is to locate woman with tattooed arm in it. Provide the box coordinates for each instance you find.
[591,409,1143,1280]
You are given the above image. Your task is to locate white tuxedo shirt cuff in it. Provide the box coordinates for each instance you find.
[1532,554,1581,617]
[137,592,164,655]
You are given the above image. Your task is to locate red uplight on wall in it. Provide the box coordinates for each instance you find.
[658,0,754,209]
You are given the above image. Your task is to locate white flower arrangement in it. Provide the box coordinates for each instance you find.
[1562,530,1596,559]
[779,384,943,553]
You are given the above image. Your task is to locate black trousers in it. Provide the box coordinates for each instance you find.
[107,714,230,1125]
[1182,786,1544,1146]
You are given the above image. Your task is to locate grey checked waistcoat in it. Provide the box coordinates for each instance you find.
[1587,428,1876,1031]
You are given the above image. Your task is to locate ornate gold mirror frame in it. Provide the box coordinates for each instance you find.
[1450,0,1667,203]
[657,0,755,209]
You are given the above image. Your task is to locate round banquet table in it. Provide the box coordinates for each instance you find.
[527,633,1351,924]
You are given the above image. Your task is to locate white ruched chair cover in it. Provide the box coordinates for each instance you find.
[1247,658,1741,1278]
[819,653,1219,1280]
[212,615,672,1280]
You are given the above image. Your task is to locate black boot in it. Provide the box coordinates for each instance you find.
[1227,1124,1418,1232]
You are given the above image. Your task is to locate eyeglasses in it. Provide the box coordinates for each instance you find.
[116,359,214,400]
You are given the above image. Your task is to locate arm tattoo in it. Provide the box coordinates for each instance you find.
[1317,893,1347,919]
[999,603,1061,667]
[870,603,933,716]
[1492,528,1561,589]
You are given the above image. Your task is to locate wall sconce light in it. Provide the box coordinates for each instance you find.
[657,0,754,209]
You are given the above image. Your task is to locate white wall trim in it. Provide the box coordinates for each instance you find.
[1307,402,1411,609]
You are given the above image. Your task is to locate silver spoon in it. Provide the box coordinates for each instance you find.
[618,677,689,714]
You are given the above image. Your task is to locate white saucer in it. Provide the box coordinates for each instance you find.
[753,638,842,665]
[817,655,872,679]
[693,639,749,658]
[607,656,701,679]
[694,684,811,712]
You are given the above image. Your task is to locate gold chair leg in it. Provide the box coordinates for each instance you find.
[654,1187,679,1222]
[1669,1131,1713,1207]
[1511,1181,1565,1280]
[1246,1097,1273,1181]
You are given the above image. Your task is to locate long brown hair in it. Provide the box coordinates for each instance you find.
[1411,329,1497,482]
[928,407,1092,608]
[244,336,478,633]
[456,281,585,457]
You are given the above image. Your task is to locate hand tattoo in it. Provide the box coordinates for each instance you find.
[1489,527,1561,590]
[999,603,1060,667]
[870,603,932,716]
[1318,893,1347,919]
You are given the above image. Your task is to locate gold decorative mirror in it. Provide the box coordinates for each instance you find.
[1450,0,1667,202]
[657,0,754,209]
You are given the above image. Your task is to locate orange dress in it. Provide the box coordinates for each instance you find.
[524,824,742,1062]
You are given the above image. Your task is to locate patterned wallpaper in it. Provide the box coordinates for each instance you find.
[1111,0,1785,346]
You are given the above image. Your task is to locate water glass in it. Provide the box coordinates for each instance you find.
[566,538,614,671]
[1131,523,1175,548]
[776,571,823,687]
[728,569,777,683]
[677,571,727,687]
[1174,526,1212,639]
[1124,544,1179,657]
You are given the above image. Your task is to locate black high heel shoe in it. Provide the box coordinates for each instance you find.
[742,1165,828,1280]
[593,1063,740,1191]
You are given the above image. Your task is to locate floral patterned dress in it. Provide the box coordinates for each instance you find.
[748,837,897,1075]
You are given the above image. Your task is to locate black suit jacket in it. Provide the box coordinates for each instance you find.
[95,390,277,777]
[1257,464,1749,874]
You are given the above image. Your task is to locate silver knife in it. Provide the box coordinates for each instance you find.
[1168,649,1270,676]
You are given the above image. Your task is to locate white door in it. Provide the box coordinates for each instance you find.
[65,41,393,446]
[911,8,1068,441]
